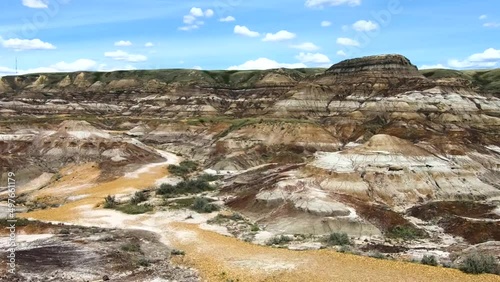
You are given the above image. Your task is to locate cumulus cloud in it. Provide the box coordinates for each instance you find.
[352,20,378,31]
[144,42,154,47]
[295,52,330,64]
[180,7,214,31]
[336,50,347,57]
[262,30,296,42]
[22,0,48,9]
[190,7,204,17]
[336,37,360,46]
[447,48,500,69]
[114,40,132,47]
[1,37,56,50]
[419,64,447,70]
[204,9,214,17]
[227,58,307,70]
[305,0,361,8]
[290,42,320,51]
[220,16,236,22]
[321,21,332,27]
[192,66,203,70]
[234,25,260,37]
[104,50,148,62]
[1,58,97,76]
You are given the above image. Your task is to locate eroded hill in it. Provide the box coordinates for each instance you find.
[1,54,499,281]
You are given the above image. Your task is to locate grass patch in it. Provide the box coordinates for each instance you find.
[325,232,351,246]
[459,254,499,275]
[387,225,425,241]
[116,203,153,214]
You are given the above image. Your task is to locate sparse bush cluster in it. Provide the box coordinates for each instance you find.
[326,232,351,246]
[157,177,216,196]
[168,160,198,178]
[103,195,117,209]
[266,235,292,246]
[387,225,424,240]
[191,197,220,213]
[421,255,438,266]
[102,191,152,214]
[459,254,499,275]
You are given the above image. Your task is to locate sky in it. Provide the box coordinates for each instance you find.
[0,0,499,76]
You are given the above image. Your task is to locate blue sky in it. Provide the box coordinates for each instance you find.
[0,0,499,75]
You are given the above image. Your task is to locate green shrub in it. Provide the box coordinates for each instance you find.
[130,191,148,205]
[191,197,219,213]
[459,254,499,275]
[387,225,424,240]
[251,224,260,232]
[117,204,153,214]
[421,255,438,266]
[137,258,150,267]
[326,232,351,246]
[103,195,117,208]
[171,249,186,256]
[157,179,215,196]
[121,242,141,252]
[168,160,199,178]
[157,183,176,195]
[266,235,292,246]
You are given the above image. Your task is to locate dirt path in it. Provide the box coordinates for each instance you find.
[19,155,500,282]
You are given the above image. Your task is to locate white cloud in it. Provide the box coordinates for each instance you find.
[190,7,204,17]
[104,50,148,62]
[1,59,97,76]
[234,25,260,37]
[204,9,214,17]
[180,7,215,31]
[22,0,48,9]
[262,30,296,42]
[144,42,154,47]
[479,15,488,20]
[192,66,202,70]
[448,48,500,69]
[114,40,132,47]
[1,38,56,50]
[179,25,199,31]
[227,58,307,70]
[336,37,360,46]
[220,16,236,22]
[352,20,378,31]
[336,50,347,57]
[321,21,332,27]
[483,22,500,28]
[305,0,361,8]
[419,64,446,70]
[290,42,320,51]
[295,52,330,64]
